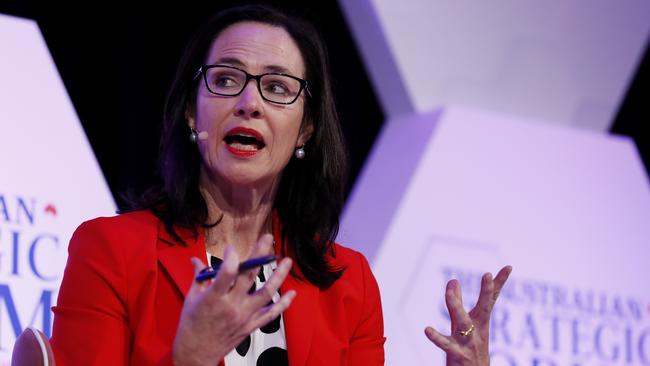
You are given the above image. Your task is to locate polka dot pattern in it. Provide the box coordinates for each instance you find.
[208,254,288,366]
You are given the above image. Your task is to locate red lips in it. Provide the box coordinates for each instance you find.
[224,127,265,157]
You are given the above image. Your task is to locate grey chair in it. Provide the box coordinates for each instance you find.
[11,328,55,366]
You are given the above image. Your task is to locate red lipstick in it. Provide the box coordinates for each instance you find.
[224,127,265,157]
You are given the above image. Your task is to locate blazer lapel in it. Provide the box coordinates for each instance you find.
[274,223,318,366]
[282,274,318,366]
[157,222,207,297]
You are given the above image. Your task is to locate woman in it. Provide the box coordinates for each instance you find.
[50,5,510,366]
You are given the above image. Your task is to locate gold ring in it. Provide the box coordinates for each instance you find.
[458,324,475,337]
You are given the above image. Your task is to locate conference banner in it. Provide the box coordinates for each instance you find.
[0,14,115,363]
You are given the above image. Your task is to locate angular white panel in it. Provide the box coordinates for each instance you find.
[341,106,650,364]
[0,14,116,361]
[340,0,650,131]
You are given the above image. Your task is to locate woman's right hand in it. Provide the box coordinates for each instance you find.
[172,234,296,366]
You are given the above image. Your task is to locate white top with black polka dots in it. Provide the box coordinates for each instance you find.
[206,254,289,366]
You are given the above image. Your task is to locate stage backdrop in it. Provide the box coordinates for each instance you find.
[339,0,650,365]
[0,14,115,363]
[340,0,650,131]
[340,106,650,365]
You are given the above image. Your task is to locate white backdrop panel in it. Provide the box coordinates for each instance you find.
[340,0,650,131]
[341,106,650,365]
[0,14,115,362]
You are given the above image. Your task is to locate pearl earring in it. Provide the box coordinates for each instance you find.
[189,128,198,143]
[294,145,305,159]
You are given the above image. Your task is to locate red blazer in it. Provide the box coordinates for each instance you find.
[50,211,385,365]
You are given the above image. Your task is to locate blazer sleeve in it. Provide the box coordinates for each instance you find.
[347,252,386,365]
[50,219,134,366]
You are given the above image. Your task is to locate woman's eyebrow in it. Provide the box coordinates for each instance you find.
[212,57,295,75]
[262,65,292,74]
[213,57,245,67]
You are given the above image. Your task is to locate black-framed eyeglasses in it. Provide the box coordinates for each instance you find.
[194,64,310,105]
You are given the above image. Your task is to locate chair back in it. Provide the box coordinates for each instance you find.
[11,327,55,366]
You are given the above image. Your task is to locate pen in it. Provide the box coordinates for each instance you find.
[195,255,278,283]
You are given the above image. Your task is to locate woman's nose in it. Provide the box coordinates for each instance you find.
[234,80,263,119]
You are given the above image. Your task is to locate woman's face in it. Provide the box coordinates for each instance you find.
[188,21,312,187]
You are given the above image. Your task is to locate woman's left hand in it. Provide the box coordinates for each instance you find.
[424,265,512,366]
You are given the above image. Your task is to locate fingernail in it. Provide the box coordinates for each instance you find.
[282,290,297,303]
[445,281,455,295]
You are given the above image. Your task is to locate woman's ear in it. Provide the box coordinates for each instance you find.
[185,104,196,129]
[297,121,314,146]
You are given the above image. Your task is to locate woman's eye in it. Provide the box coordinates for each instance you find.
[214,76,237,88]
[265,82,289,95]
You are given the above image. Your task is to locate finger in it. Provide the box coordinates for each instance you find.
[209,245,240,295]
[191,256,205,274]
[249,257,292,308]
[424,326,455,353]
[231,234,275,295]
[444,280,465,326]
[492,265,512,303]
[445,280,474,339]
[471,272,495,326]
[250,290,296,330]
[187,257,210,295]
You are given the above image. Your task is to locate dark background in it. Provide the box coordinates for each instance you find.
[1,1,648,207]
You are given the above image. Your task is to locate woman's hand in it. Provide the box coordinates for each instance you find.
[424,265,512,366]
[172,234,295,366]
